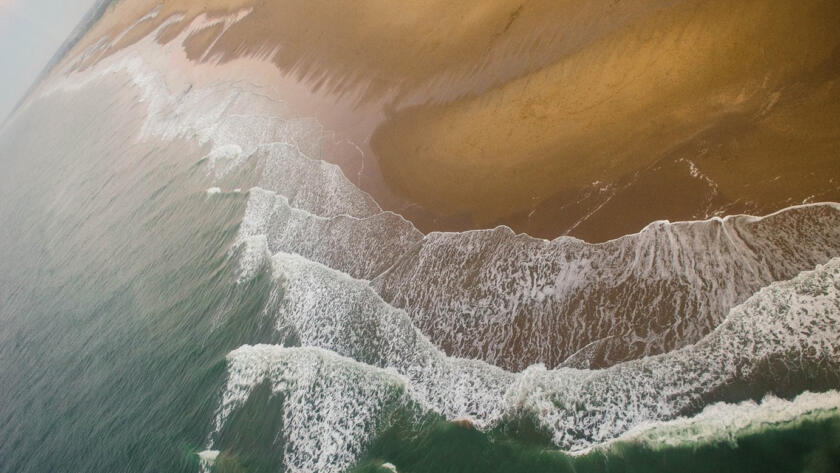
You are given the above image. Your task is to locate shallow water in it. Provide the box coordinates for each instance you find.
[1,58,839,473]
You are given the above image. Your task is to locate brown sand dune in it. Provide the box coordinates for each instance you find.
[60,0,840,242]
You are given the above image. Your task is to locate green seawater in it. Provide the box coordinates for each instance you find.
[0,74,838,473]
[349,415,840,473]
[0,79,277,472]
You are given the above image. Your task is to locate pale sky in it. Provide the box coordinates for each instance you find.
[0,0,98,120]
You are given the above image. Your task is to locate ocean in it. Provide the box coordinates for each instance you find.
[0,48,839,473]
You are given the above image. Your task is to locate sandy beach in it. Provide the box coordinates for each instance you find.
[54,0,840,241]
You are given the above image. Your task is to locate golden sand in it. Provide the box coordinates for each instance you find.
[58,0,840,241]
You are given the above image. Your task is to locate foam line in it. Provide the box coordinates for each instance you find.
[605,390,840,452]
[217,346,415,473]
[35,20,840,375]
[210,258,840,468]
[236,174,840,370]
[35,15,839,470]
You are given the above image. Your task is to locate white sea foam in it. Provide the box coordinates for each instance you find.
[222,111,840,371]
[249,143,380,218]
[374,204,840,369]
[236,176,840,369]
[381,462,399,473]
[36,13,840,471]
[197,449,219,473]
[36,9,383,222]
[234,235,270,283]
[38,12,840,375]
[235,187,420,280]
[605,390,840,452]
[217,346,414,473]
[210,256,840,471]
[204,145,244,179]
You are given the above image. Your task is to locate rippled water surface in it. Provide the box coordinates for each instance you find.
[1,52,839,473]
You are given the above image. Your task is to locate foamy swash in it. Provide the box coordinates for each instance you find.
[238,185,840,370]
[33,10,840,473]
[212,258,840,471]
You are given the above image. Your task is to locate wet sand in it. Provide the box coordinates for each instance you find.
[56,0,840,242]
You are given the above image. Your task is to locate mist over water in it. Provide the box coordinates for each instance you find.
[1,23,840,473]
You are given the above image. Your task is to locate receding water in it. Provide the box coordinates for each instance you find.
[1,67,839,473]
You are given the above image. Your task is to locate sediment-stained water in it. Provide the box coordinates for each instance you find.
[1,3,839,473]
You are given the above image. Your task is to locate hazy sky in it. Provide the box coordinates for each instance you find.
[0,0,98,120]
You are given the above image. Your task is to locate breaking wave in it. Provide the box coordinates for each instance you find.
[29,12,840,472]
[208,254,839,471]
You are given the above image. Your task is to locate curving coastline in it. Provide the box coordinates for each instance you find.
[39,0,840,241]
[2,3,838,472]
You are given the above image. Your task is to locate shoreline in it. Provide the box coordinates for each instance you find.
[32,0,840,242]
